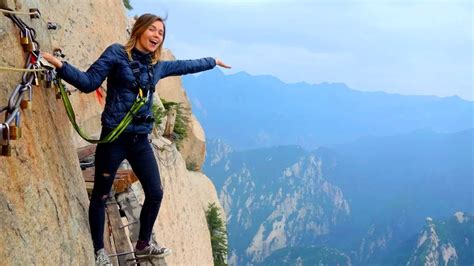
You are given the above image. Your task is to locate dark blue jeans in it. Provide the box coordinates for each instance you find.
[89,128,163,252]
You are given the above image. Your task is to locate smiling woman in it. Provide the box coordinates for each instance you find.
[124,14,166,63]
[137,22,164,52]
[40,13,230,266]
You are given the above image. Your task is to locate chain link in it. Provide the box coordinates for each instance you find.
[1,10,43,155]
[152,140,179,169]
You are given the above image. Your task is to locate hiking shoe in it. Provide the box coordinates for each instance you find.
[135,243,172,258]
[95,248,112,266]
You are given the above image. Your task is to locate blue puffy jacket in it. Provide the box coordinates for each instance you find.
[57,43,216,134]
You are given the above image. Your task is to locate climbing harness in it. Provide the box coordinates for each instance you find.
[53,53,155,143]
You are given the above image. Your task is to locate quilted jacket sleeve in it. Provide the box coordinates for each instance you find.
[159,57,216,78]
[56,44,119,93]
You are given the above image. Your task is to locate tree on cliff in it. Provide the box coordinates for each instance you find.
[123,0,132,10]
[206,203,228,265]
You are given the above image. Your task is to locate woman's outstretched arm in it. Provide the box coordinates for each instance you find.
[159,57,231,78]
[41,44,120,93]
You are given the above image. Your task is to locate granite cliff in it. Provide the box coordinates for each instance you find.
[0,0,224,264]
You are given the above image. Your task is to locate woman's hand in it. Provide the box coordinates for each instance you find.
[41,52,63,69]
[215,58,231,69]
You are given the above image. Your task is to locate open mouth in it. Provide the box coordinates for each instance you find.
[150,40,158,46]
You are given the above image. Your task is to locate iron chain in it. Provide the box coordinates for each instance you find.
[1,9,42,155]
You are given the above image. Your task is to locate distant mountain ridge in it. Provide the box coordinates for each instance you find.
[205,142,351,265]
[257,246,352,266]
[192,69,473,264]
[204,129,473,265]
[184,69,473,149]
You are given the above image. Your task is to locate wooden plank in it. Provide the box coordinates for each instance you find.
[82,169,137,184]
[114,171,138,193]
[77,145,97,160]
[83,168,138,194]
[85,182,94,195]
[104,211,119,266]
[82,168,94,182]
[106,203,134,265]
[115,189,169,266]
[116,191,142,243]
[113,172,131,194]
[164,107,177,137]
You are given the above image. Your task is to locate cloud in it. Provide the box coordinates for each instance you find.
[166,37,356,83]
[167,36,472,100]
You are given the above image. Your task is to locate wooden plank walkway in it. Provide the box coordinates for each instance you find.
[106,201,135,265]
[83,168,139,195]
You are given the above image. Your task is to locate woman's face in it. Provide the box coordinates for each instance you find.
[136,20,164,53]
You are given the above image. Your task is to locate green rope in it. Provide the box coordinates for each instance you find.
[55,77,147,143]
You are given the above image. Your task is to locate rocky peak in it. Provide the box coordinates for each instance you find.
[205,144,350,264]
[454,212,468,224]
[406,213,474,266]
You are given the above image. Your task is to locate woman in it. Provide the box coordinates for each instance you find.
[42,13,230,265]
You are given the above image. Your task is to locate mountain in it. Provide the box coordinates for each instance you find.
[204,129,473,265]
[184,69,473,149]
[407,212,474,266]
[257,246,352,266]
[325,128,473,265]
[206,141,350,265]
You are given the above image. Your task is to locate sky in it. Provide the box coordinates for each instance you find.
[129,0,473,100]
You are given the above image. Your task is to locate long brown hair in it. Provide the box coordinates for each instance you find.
[125,13,166,64]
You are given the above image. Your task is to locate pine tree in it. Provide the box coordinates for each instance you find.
[123,0,133,10]
[206,203,228,266]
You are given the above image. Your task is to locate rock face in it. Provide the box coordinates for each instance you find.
[407,213,473,266]
[152,137,223,266]
[157,49,207,171]
[204,142,350,265]
[0,0,130,263]
[180,113,206,170]
[0,0,223,265]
